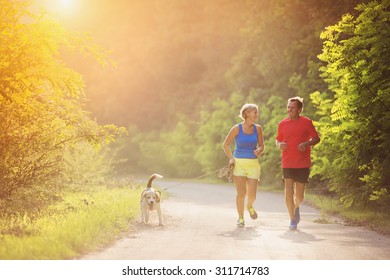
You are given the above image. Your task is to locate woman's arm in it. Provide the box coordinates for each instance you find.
[254,124,265,157]
[223,125,239,164]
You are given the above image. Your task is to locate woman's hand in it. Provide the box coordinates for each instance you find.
[254,146,264,157]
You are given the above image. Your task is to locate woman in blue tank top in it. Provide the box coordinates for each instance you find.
[223,104,265,227]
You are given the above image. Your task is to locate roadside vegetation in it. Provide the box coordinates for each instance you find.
[261,184,390,235]
[304,189,390,235]
[0,184,140,260]
[0,1,129,260]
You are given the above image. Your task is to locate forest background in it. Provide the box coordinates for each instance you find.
[1,0,389,220]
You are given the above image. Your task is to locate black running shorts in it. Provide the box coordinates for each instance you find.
[282,168,310,184]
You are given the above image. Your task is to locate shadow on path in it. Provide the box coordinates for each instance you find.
[280,229,325,244]
[217,226,261,241]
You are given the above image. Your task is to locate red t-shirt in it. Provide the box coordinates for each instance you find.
[276,116,319,168]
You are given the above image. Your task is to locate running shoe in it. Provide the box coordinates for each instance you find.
[237,217,245,227]
[289,220,297,230]
[247,206,258,220]
[294,207,300,224]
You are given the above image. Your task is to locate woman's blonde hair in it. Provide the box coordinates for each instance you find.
[239,103,258,120]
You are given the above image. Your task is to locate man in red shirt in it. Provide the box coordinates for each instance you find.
[275,97,320,230]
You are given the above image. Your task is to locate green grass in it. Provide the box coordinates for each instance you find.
[259,184,390,235]
[0,186,141,260]
[304,189,390,235]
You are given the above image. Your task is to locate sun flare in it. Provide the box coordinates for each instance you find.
[60,0,73,7]
[39,0,80,18]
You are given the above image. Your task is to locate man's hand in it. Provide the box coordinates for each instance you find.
[298,142,309,152]
[279,141,287,151]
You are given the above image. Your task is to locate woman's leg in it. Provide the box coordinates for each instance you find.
[246,178,258,208]
[233,176,247,218]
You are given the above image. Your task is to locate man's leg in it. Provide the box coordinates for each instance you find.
[293,182,306,224]
[294,182,306,209]
[284,178,295,221]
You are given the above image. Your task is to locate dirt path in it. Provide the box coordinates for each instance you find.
[82,181,390,260]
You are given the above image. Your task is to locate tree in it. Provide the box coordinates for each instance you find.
[221,0,365,184]
[312,0,390,209]
[0,0,124,203]
[195,94,245,173]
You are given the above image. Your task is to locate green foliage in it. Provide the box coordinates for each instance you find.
[162,118,202,176]
[227,0,355,110]
[257,96,287,184]
[62,142,114,189]
[0,1,125,206]
[313,0,390,209]
[195,94,245,173]
[116,116,201,177]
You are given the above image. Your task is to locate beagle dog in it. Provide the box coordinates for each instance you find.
[140,174,163,226]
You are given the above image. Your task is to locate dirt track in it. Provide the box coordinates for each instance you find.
[82,180,390,260]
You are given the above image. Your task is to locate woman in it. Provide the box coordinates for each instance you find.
[223,103,265,227]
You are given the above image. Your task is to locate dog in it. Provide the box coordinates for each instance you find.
[140,174,163,226]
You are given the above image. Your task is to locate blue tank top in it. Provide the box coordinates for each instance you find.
[233,124,258,159]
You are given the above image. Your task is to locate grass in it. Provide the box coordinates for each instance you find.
[259,184,390,235]
[304,189,390,235]
[0,186,141,260]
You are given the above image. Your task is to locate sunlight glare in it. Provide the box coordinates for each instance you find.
[39,0,81,19]
[59,0,73,7]
[60,0,71,5]
[60,0,74,8]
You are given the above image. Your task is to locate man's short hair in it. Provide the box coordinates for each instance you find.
[288,96,304,110]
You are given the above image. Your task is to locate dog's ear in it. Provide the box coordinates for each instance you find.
[141,190,147,200]
[155,190,161,202]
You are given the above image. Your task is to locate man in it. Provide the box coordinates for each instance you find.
[275,97,320,230]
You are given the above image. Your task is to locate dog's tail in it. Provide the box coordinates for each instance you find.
[147,173,163,188]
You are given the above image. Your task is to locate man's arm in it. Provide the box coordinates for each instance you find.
[298,137,320,152]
